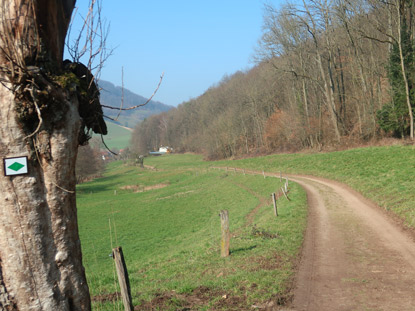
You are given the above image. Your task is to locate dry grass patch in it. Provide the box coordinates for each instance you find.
[156,190,196,200]
[120,183,169,193]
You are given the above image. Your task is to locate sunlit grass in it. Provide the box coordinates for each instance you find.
[216,145,415,229]
[77,154,307,310]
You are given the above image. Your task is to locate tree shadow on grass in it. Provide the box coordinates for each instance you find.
[230,245,257,255]
[76,174,123,194]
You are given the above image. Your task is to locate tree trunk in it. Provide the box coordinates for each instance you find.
[301,0,341,142]
[316,51,342,142]
[0,86,90,311]
[0,0,92,310]
[396,0,414,139]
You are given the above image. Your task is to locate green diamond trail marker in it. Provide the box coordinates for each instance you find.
[8,162,25,172]
[4,156,28,176]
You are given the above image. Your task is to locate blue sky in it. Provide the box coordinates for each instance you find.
[68,1,283,107]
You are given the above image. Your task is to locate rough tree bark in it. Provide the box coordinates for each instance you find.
[0,0,96,310]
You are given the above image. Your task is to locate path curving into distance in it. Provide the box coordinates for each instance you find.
[288,175,415,311]
[211,167,415,309]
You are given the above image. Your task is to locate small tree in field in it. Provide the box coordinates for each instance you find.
[0,0,107,309]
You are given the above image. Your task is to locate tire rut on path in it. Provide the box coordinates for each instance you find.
[289,175,415,311]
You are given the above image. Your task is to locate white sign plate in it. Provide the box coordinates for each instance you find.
[4,156,29,176]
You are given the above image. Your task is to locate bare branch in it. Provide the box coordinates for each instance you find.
[23,80,43,139]
[100,134,118,155]
[66,0,113,81]
[113,66,124,121]
[24,103,42,139]
[357,33,394,44]
[101,72,164,111]
[103,114,117,121]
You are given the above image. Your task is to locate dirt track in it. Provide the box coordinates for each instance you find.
[288,175,415,311]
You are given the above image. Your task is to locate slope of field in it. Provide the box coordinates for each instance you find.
[76,154,307,310]
[97,122,133,150]
[216,145,415,231]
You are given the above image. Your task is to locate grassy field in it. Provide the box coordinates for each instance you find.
[77,144,415,310]
[77,154,308,310]
[216,144,415,230]
[94,122,132,150]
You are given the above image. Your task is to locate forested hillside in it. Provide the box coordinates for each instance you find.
[131,1,415,159]
[99,80,172,128]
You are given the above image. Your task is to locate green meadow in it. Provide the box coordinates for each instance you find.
[94,122,132,150]
[77,154,307,310]
[216,144,415,229]
[77,145,415,310]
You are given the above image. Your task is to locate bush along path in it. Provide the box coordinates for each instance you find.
[214,166,415,310]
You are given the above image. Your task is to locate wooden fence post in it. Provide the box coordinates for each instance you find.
[263,170,266,179]
[220,210,230,257]
[112,247,133,311]
[271,193,278,217]
[281,187,290,201]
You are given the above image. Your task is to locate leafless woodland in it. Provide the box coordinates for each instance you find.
[132,0,415,159]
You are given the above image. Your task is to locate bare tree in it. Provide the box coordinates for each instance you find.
[394,0,414,139]
[359,0,414,139]
[76,144,104,183]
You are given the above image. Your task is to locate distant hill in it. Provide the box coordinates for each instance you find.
[98,80,172,128]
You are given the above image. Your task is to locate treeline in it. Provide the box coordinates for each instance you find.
[131,0,415,159]
[76,140,105,183]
